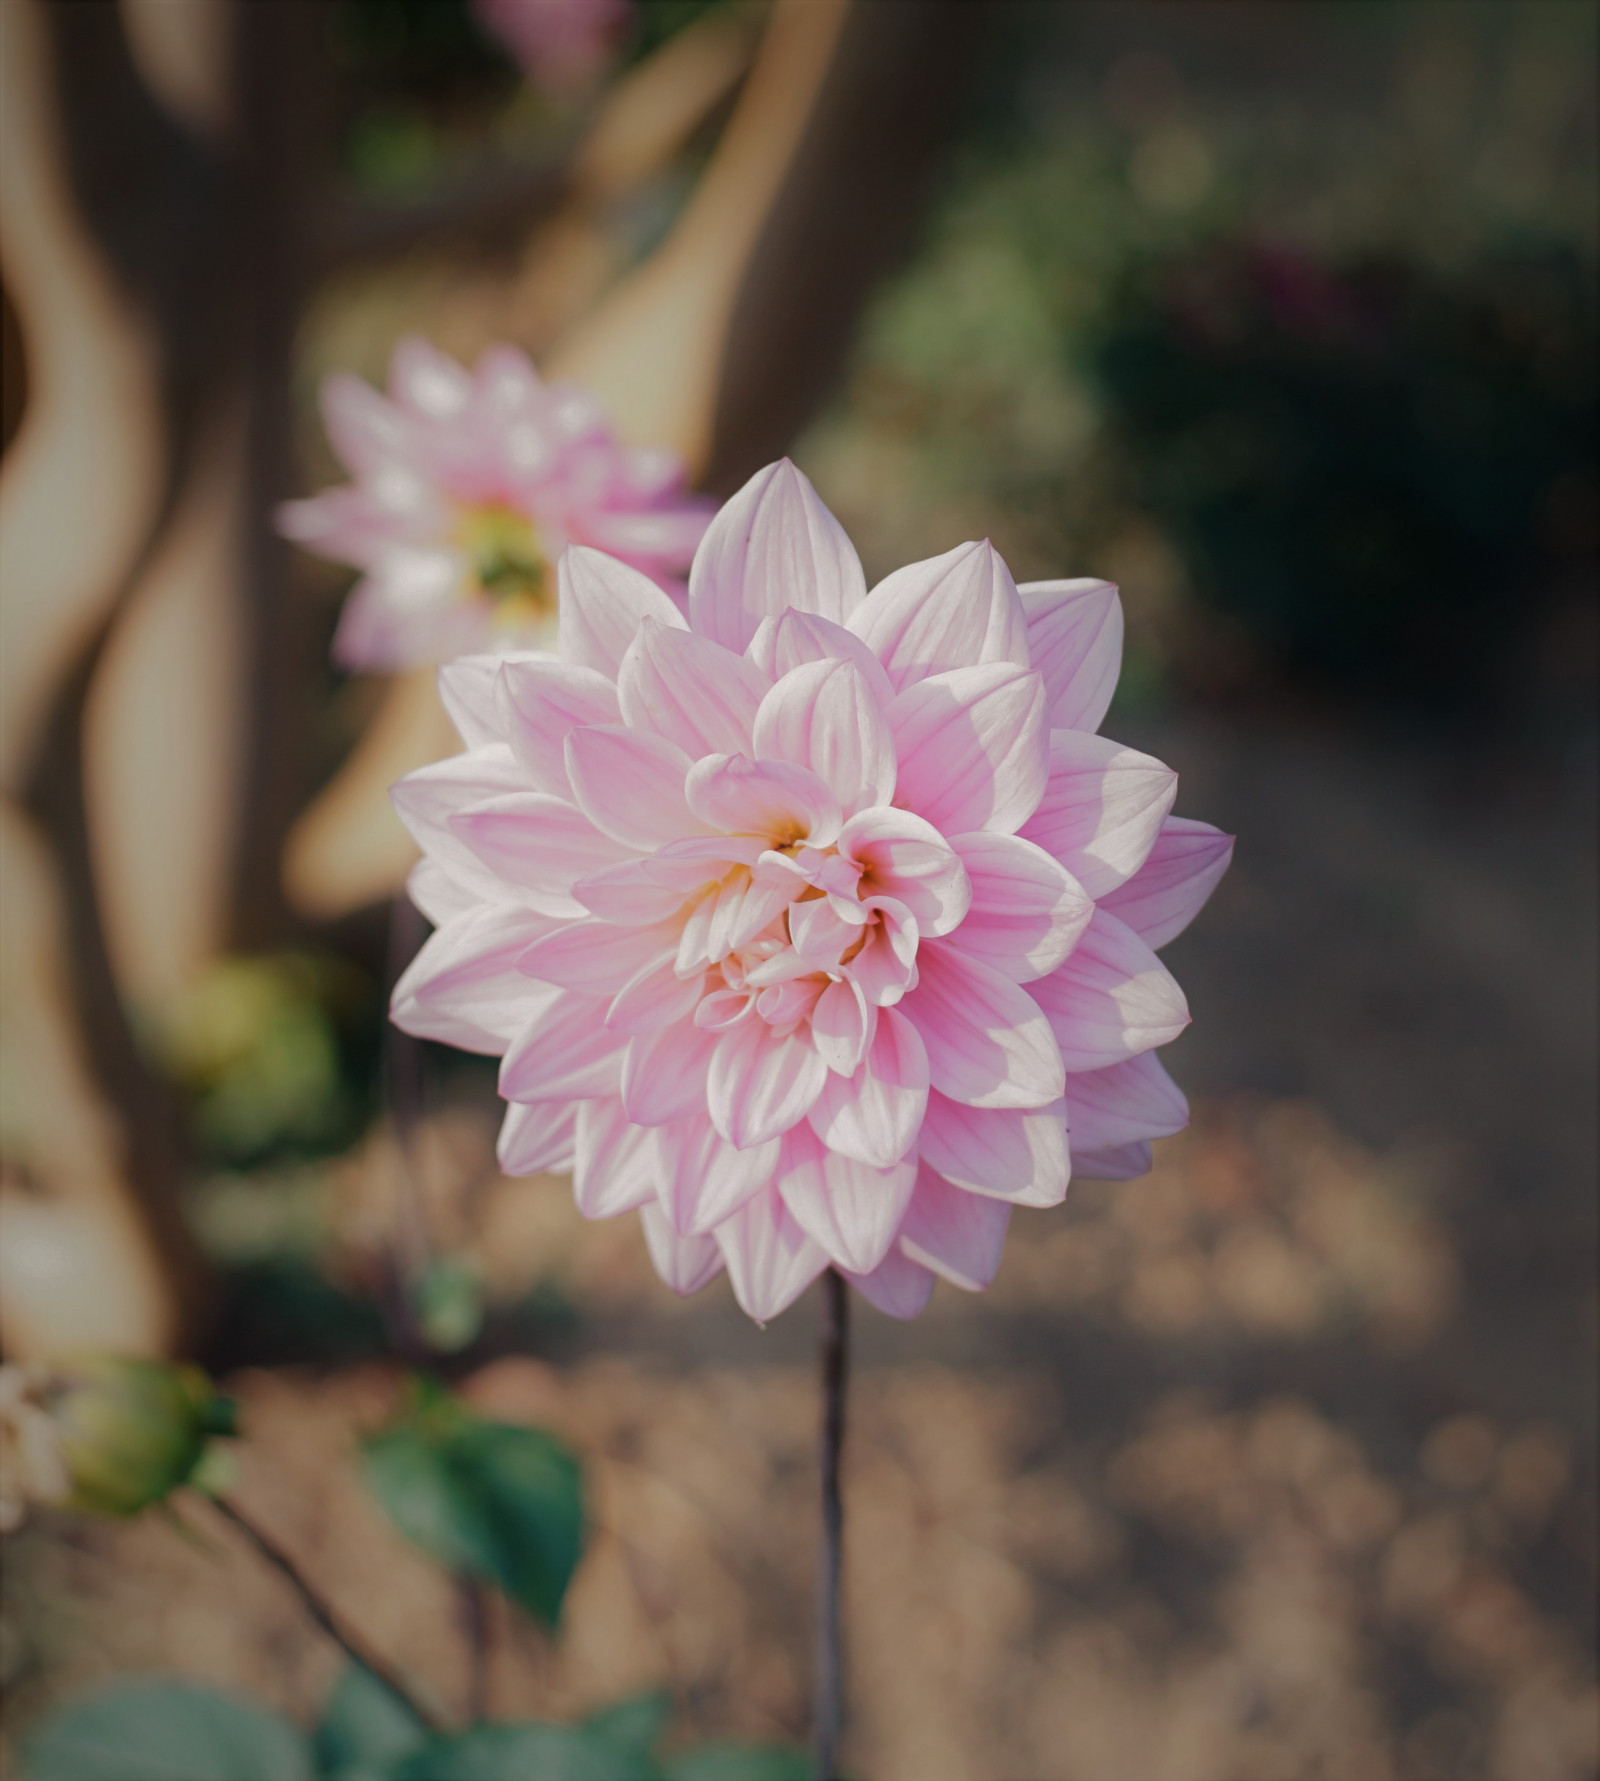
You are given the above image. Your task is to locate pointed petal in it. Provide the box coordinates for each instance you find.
[616,617,769,758]
[320,371,409,474]
[899,941,1064,1110]
[449,793,635,915]
[747,609,896,708]
[899,1165,1012,1291]
[621,1022,718,1126]
[810,975,874,1076]
[497,1100,576,1176]
[438,654,510,750]
[752,657,895,817]
[1019,579,1124,733]
[658,1117,780,1234]
[407,859,478,927]
[1029,908,1191,1071]
[497,659,620,795]
[640,1201,725,1295]
[571,1098,658,1217]
[558,544,686,677]
[391,903,555,1052]
[708,1019,828,1148]
[843,1247,936,1319]
[499,988,624,1100]
[517,918,679,994]
[1098,817,1234,949]
[606,954,705,1034]
[807,1007,928,1168]
[714,1181,829,1322]
[1061,1051,1189,1153]
[391,745,532,897]
[1019,731,1177,899]
[390,335,472,415]
[689,459,866,652]
[916,1091,1069,1208]
[685,754,841,847]
[850,539,1029,692]
[945,832,1093,982]
[573,858,700,925]
[1072,1141,1154,1181]
[778,1125,917,1274]
[888,664,1049,837]
[838,807,972,938]
[564,723,706,849]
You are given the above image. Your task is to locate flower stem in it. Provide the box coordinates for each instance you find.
[207,1493,449,1734]
[814,1267,849,1781]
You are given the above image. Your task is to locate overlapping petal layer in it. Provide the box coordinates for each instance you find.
[392,460,1230,1320]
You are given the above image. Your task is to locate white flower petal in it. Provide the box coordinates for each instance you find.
[1020,731,1177,899]
[916,1091,1069,1208]
[850,539,1029,692]
[778,1125,918,1275]
[806,1007,928,1168]
[944,831,1092,982]
[1029,908,1190,1071]
[714,1181,829,1322]
[887,664,1049,837]
[898,1164,1012,1291]
[617,617,769,757]
[752,657,895,817]
[572,1098,660,1217]
[1019,578,1124,733]
[565,724,707,849]
[640,1201,725,1295]
[898,940,1064,1110]
[558,544,686,678]
[497,1100,576,1176]
[708,1018,828,1149]
[1098,817,1234,949]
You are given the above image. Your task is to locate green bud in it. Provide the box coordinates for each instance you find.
[47,1357,231,1519]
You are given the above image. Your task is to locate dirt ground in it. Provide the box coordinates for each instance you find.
[3,707,1595,1781]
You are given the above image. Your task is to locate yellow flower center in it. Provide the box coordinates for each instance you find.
[455,504,551,630]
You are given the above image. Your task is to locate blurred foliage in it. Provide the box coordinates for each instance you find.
[23,1680,312,1781]
[361,1377,584,1628]
[413,1257,488,1354]
[157,953,380,1169]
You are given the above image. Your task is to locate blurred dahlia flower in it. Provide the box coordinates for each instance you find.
[473,0,630,93]
[391,462,1232,1321]
[279,338,712,671]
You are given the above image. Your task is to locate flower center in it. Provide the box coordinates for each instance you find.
[456,504,550,624]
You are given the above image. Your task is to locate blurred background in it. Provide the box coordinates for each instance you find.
[1,2,1594,1778]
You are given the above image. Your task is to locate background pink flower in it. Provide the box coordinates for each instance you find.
[473,0,630,94]
[279,337,712,672]
[391,461,1232,1321]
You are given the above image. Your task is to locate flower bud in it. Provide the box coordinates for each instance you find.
[0,1357,234,1527]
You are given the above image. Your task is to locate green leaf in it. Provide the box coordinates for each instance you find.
[582,1691,672,1761]
[23,1680,311,1781]
[361,1381,584,1628]
[387,1724,642,1781]
[315,1666,429,1777]
[663,1746,812,1781]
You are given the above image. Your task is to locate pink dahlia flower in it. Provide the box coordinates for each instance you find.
[391,462,1232,1321]
[473,0,629,93]
[279,337,712,672]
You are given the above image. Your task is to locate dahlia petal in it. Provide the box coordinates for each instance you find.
[390,335,473,417]
[899,1165,1012,1292]
[845,898,920,1007]
[888,664,1049,837]
[752,658,895,817]
[786,897,861,975]
[606,954,706,1034]
[449,793,635,915]
[320,372,409,475]
[1029,908,1191,1071]
[571,1098,659,1217]
[1019,731,1178,899]
[807,1006,928,1168]
[843,1246,937,1319]
[747,609,897,708]
[564,724,706,849]
[516,918,678,994]
[500,988,625,1101]
[640,1202,725,1295]
[849,539,1030,692]
[658,1116,780,1235]
[708,1018,828,1149]
[572,858,701,924]
[558,544,686,678]
[1098,817,1235,949]
[497,1101,577,1176]
[391,746,531,897]
[1019,579,1124,734]
[899,941,1064,1110]
[617,618,768,757]
[1071,1141,1154,1181]
[714,1181,830,1322]
[944,832,1093,982]
[809,975,874,1076]
[778,1126,918,1275]
[1061,1051,1189,1153]
[621,1022,718,1127]
[916,1091,1070,1208]
[685,754,842,848]
[689,460,866,652]
[407,858,478,927]
[497,659,620,795]
[391,903,556,1052]
[838,808,972,938]
[438,654,512,750]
